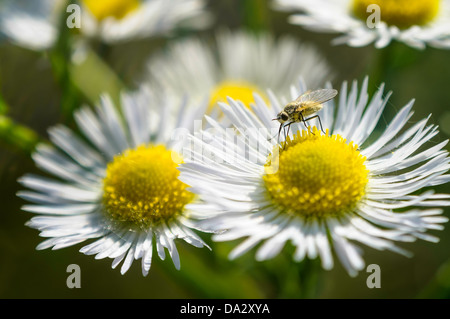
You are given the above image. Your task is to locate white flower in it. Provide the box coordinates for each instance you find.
[17,87,211,276]
[80,0,211,44]
[273,0,450,49]
[146,30,333,114]
[0,0,211,50]
[0,0,65,50]
[178,76,450,277]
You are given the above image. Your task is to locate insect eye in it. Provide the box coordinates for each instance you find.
[281,113,289,121]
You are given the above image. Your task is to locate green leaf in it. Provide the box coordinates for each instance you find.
[69,47,125,113]
[418,258,450,299]
[0,115,40,154]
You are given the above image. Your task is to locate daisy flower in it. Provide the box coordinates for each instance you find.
[80,0,211,44]
[0,0,65,51]
[178,77,450,277]
[17,87,211,276]
[0,0,211,50]
[146,30,332,114]
[273,0,450,49]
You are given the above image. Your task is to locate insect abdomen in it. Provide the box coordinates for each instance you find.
[300,103,323,117]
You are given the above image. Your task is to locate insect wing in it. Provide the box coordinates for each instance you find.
[294,89,338,106]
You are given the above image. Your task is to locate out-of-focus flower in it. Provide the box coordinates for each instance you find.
[0,0,211,50]
[273,0,450,49]
[17,87,212,275]
[80,0,211,43]
[178,77,450,276]
[0,0,65,50]
[146,30,333,114]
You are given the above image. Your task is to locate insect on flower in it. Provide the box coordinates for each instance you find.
[274,89,338,143]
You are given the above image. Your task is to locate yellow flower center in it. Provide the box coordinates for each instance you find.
[209,81,269,112]
[263,128,369,219]
[102,145,194,229]
[352,0,440,29]
[82,0,140,21]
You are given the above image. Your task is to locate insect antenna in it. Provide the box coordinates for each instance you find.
[266,119,282,143]
[277,122,283,144]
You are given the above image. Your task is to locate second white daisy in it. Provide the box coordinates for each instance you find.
[178,77,450,277]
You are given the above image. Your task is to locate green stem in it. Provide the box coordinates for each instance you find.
[0,91,8,114]
[242,0,271,32]
[159,242,265,298]
[367,42,424,94]
[366,45,395,96]
[49,0,82,122]
[258,247,323,298]
[49,2,125,122]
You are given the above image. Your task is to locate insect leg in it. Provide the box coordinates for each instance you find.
[282,122,295,150]
[304,115,326,134]
[299,112,313,134]
[286,122,293,140]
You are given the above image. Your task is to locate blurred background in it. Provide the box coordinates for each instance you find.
[0,0,449,298]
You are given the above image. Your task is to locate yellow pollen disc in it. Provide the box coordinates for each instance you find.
[82,0,140,22]
[102,145,194,228]
[208,81,269,113]
[263,127,369,219]
[352,0,440,29]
